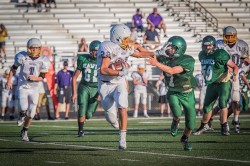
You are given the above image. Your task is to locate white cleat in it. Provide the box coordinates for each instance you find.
[21,130,29,142]
[111,120,119,129]
[133,111,138,118]
[118,139,127,150]
[144,113,150,118]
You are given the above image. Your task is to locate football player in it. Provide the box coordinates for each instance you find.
[71,40,101,137]
[147,36,196,151]
[193,35,238,136]
[97,24,154,150]
[5,38,50,141]
[195,73,207,117]
[216,26,249,133]
[131,63,149,118]
[0,68,17,120]
[239,64,250,112]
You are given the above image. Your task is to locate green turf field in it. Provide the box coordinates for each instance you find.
[0,115,250,166]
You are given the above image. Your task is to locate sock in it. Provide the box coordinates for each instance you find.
[1,113,5,117]
[234,115,239,122]
[143,110,147,114]
[78,121,84,132]
[120,130,127,139]
[23,127,29,131]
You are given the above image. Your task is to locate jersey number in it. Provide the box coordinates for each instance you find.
[29,67,35,75]
[202,65,212,81]
[84,68,97,82]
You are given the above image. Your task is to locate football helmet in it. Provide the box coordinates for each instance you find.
[202,35,216,54]
[223,26,237,45]
[89,40,101,60]
[110,24,134,50]
[163,36,186,58]
[27,38,42,58]
[137,63,145,73]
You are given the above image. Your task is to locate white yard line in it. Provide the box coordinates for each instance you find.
[0,138,249,164]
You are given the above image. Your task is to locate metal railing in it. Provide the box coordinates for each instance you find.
[193,1,219,37]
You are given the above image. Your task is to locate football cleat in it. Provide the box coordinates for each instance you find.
[17,112,26,127]
[193,122,209,135]
[181,138,192,151]
[111,120,119,129]
[21,130,29,142]
[133,111,138,118]
[208,118,214,131]
[232,120,240,133]
[77,131,84,137]
[221,122,230,136]
[170,119,180,137]
[143,113,150,118]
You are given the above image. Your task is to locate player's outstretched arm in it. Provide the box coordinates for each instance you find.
[71,70,81,103]
[5,66,15,90]
[146,56,183,75]
[132,44,154,58]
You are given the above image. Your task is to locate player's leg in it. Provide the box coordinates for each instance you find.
[99,82,119,129]
[85,87,98,120]
[167,92,182,137]
[218,81,232,136]
[180,91,196,151]
[231,79,241,132]
[115,81,129,150]
[1,93,7,120]
[193,84,218,135]
[141,91,149,118]
[133,91,140,118]
[17,89,29,127]
[20,89,39,141]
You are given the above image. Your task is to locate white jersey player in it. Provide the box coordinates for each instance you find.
[97,24,154,150]
[217,26,249,133]
[0,68,17,120]
[6,38,50,142]
[131,63,149,118]
[195,73,207,116]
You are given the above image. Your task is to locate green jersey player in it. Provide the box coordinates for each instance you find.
[147,36,196,151]
[71,40,101,137]
[193,35,238,136]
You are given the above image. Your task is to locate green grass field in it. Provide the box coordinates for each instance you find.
[0,114,250,166]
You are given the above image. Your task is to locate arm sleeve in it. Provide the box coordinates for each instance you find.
[216,49,230,66]
[76,55,86,71]
[179,56,195,72]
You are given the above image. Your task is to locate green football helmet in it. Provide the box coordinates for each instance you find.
[163,36,187,58]
[89,40,101,60]
[202,35,216,54]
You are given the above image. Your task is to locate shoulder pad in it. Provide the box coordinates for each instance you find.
[14,51,27,66]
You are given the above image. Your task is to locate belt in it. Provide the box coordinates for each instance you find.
[60,86,70,89]
[101,80,110,83]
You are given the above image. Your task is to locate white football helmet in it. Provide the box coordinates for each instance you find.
[223,26,237,45]
[137,63,145,73]
[110,24,134,50]
[27,38,42,58]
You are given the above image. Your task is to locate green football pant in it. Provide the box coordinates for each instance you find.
[203,81,232,114]
[167,90,196,130]
[77,84,98,119]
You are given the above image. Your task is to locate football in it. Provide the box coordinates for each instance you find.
[109,61,130,71]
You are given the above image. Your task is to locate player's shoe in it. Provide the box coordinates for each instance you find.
[193,122,209,135]
[118,135,127,150]
[133,111,138,118]
[181,137,192,151]
[17,112,26,127]
[77,131,84,137]
[111,120,119,129]
[208,118,214,131]
[232,120,240,133]
[20,130,29,142]
[143,113,150,118]
[170,119,180,137]
[221,122,230,136]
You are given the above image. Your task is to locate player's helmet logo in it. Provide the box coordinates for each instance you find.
[27,38,42,58]
[223,26,237,45]
[202,35,216,55]
[163,36,186,58]
[110,24,134,50]
[89,40,101,60]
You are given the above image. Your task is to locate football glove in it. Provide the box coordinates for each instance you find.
[118,63,129,76]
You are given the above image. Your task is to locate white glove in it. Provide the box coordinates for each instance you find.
[154,48,169,57]
[118,63,129,76]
